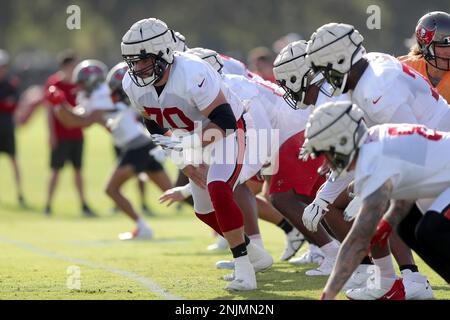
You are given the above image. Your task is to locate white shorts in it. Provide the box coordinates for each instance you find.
[193,109,274,214]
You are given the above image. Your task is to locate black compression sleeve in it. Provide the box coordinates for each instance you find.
[143,118,169,135]
[207,103,237,132]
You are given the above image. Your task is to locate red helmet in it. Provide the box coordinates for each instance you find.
[415,11,450,70]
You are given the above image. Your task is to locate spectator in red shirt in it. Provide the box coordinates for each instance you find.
[44,50,96,217]
[247,46,276,83]
[0,49,26,207]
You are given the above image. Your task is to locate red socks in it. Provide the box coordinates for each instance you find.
[208,181,244,233]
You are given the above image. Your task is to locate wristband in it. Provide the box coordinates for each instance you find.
[179,184,192,198]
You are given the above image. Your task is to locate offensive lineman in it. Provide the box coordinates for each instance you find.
[301,101,450,299]
[120,18,272,291]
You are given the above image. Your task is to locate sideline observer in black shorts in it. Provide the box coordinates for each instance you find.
[51,139,83,169]
[0,112,16,155]
[0,75,20,156]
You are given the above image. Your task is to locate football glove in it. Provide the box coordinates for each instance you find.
[150,134,182,151]
[302,198,330,232]
[343,196,362,222]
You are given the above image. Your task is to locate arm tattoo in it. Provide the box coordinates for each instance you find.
[323,179,393,298]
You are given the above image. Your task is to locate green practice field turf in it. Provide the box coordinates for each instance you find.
[0,109,448,300]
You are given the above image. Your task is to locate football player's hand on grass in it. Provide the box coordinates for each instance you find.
[159,187,188,206]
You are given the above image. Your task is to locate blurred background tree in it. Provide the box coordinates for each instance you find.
[0,0,448,86]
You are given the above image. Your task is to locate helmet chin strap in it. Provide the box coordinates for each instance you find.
[327,116,367,182]
[427,45,450,71]
[333,73,348,96]
[329,168,347,182]
[328,149,356,182]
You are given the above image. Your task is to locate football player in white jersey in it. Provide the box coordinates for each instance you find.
[281,23,446,299]
[120,18,273,291]
[275,41,379,273]
[273,40,362,269]
[306,23,450,129]
[301,101,450,299]
[146,31,276,270]
[105,62,173,239]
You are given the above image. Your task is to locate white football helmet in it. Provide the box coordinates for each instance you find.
[186,47,224,73]
[121,18,176,87]
[173,31,188,52]
[302,101,368,180]
[273,40,320,110]
[306,23,366,96]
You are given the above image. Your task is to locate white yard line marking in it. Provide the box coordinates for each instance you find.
[0,235,183,300]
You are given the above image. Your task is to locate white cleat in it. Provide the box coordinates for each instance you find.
[346,277,406,300]
[248,242,273,272]
[218,243,273,272]
[342,264,373,291]
[289,245,324,266]
[221,242,273,281]
[225,258,257,291]
[305,254,336,276]
[118,227,153,241]
[216,260,235,270]
[280,228,306,261]
[401,270,434,300]
[207,236,229,251]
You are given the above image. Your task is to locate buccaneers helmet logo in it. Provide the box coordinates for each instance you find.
[416,25,436,45]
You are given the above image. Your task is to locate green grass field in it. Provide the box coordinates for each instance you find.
[0,109,448,300]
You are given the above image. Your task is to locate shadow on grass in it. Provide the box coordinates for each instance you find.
[0,201,42,215]
[67,236,193,247]
[433,285,450,292]
[209,264,327,300]
[164,250,232,257]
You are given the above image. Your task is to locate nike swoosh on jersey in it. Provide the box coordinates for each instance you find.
[372,96,382,104]
[198,78,206,87]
